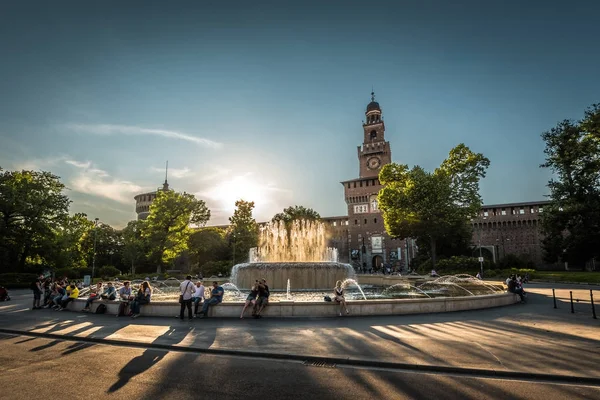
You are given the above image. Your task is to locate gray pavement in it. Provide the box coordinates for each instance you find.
[1,283,599,383]
[1,334,600,400]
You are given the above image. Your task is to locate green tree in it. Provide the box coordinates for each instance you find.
[229,200,259,264]
[540,104,600,267]
[121,220,147,275]
[188,227,228,274]
[378,144,490,268]
[0,168,70,271]
[272,205,321,224]
[45,213,95,271]
[141,190,211,273]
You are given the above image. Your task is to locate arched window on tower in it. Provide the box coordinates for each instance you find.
[370,130,377,140]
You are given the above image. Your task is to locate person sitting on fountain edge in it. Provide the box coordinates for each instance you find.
[198,281,223,318]
[252,278,270,318]
[507,275,525,302]
[334,280,350,316]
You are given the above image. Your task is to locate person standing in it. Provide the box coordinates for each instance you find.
[192,281,205,316]
[30,275,43,310]
[179,275,195,320]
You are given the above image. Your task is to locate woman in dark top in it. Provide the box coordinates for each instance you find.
[130,281,152,318]
[240,281,259,319]
[334,280,349,316]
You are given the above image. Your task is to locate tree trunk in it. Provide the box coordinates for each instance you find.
[19,240,32,271]
[430,236,437,269]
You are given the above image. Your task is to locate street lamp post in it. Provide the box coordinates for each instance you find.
[92,218,99,282]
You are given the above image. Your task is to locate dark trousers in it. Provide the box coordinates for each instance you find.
[180,299,192,319]
[61,297,74,308]
[193,297,203,314]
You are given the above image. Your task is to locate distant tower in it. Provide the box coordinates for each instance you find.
[162,160,170,191]
[358,91,392,178]
[134,160,172,220]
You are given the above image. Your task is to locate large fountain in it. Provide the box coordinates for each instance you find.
[230,219,355,290]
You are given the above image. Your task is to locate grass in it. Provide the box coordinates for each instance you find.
[531,271,600,284]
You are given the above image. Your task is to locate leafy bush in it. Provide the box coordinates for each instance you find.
[98,265,121,278]
[0,273,39,288]
[484,268,536,279]
[418,256,492,275]
[195,261,231,277]
[54,268,83,279]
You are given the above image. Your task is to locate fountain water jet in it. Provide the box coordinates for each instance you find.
[231,220,354,290]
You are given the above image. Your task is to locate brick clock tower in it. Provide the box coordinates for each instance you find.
[341,93,403,271]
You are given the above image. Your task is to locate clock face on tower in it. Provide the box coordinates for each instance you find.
[367,157,381,170]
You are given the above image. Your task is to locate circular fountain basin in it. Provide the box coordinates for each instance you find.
[231,262,355,290]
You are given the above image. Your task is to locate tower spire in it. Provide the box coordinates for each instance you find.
[371,87,375,102]
[162,161,169,191]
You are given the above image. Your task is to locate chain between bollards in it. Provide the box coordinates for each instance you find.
[552,288,557,309]
[570,291,574,313]
[591,290,597,320]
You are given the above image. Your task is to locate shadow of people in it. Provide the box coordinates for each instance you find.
[107,348,166,393]
[107,326,193,393]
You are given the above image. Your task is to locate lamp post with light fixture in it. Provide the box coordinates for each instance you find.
[91,218,99,282]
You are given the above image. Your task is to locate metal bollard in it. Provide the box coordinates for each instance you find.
[570,291,574,313]
[552,288,557,309]
[591,290,597,320]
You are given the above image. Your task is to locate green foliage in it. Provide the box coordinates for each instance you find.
[54,267,84,279]
[0,168,71,271]
[193,260,231,277]
[540,104,600,266]
[484,268,536,279]
[188,227,228,271]
[272,205,321,224]
[417,256,492,274]
[98,265,121,278]
[228,200,259,264]
[378,144,490,267]
[0,273,39,288]
[121,220,147,275]
[142,190,211,273]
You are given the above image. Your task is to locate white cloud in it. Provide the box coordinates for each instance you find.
[150,166,192,179]
[65,159,145,204]
[65,123,223,148]
[12,156,68,171]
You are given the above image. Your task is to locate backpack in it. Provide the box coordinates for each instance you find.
[95,304,107,314]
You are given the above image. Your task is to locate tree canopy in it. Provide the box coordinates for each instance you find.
[229,200,259,264]
[0,168,71,271]
[540,103,600,267]
[141,190,211,273]
[378,144,490,267]
[272,205,321,224]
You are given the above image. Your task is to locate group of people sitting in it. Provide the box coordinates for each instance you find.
[31,276,81,311]
[83,280,152,318]
[506,274,527,302]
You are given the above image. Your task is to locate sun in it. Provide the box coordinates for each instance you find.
[209,175,268,210]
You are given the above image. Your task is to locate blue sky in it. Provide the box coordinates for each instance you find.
[1,1,598,227]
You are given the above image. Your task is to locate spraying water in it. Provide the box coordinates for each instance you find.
[341,278,367,300]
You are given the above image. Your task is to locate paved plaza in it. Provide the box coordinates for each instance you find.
[1,283,598,399]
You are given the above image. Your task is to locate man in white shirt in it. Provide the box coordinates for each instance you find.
[193,281,205,316]
[179,275,195,320]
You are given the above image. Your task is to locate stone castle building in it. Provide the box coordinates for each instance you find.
[134,164,171,220]
[137,94,548,269]
[320,93,547,269]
